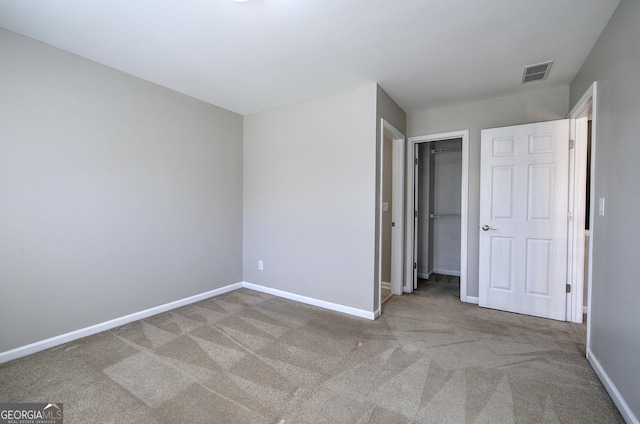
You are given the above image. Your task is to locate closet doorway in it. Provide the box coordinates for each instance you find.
[418,138,461,287]
[405,130,469,301]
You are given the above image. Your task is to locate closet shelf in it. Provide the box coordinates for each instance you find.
[431,147,462,154]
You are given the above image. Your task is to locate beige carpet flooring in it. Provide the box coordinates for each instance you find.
[0,279,624,423]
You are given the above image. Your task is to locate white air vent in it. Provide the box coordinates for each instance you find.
[522,61,553,84]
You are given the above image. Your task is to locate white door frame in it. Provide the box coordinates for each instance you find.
[405,130,469,301]
[377,119,405,312]
[568,82,597,331]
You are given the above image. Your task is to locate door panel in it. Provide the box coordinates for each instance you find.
[492,166,515,219]
[479,120,569,321]
[489,236,513,291]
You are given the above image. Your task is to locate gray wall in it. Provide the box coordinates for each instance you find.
[243,84,378,312]
[0,29,244,352]
[376,85,407,135]
[407,86,569,297]
[243,84,405,314]
[373,85,407,309]
[570,0,640,417]
[375,86,407,308]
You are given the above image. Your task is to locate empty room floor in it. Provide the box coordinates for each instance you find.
[0,288,623,423]
[415,273,461,298]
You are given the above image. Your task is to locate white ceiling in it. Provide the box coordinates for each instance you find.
[0,0,621,115]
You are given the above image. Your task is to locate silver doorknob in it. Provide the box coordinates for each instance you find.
[482,225,496,231]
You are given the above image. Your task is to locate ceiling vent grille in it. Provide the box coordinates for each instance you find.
[522,61,553,84]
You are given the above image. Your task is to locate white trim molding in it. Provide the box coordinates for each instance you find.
[569,81,597,349]
[405,129,469,302]
[588,349,639,424]
[432,269,461,277]
[566,81,597,325]
[243,282,376,320]
[377,118,406,315]
[0,282,243,364]
[1,281,377,364]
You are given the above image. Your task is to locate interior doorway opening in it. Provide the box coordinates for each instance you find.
[380,133,396,305]
[582,119,592,319]
[568,81,597,327]
[377,119,405,315]
[415,138,462,297]
[405,130,469,301]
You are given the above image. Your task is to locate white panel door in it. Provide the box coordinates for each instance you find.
[479,120,569,321]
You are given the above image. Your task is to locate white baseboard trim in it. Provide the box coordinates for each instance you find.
[466,296,479,304]
[381,281,391,290]
[242,282,376,321]
[583,306,589,315]
[0,282,243,364]
[587,348,639,424]
[1,280,378,364]
[433,269,461,277]
[417,272,430,280]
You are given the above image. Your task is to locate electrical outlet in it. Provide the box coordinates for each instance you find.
[258,260,264,270]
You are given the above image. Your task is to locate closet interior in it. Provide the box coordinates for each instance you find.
[416,138,462,291]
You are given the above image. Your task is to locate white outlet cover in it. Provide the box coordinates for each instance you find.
[382,202,389,212]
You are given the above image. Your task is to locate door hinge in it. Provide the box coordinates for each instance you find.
[414,262,417,270]
[415,158,418,166]
[414,210,418,218]
[567,212,573,222]
[566,283,571,293]
[569,139,575,149]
